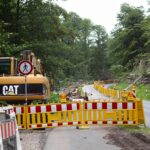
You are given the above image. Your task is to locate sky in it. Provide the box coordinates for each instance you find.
[55,0,149,33]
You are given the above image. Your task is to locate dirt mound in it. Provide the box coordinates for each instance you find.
[104,127,150,150]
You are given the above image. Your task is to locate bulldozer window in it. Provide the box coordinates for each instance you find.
[0,59,10,75]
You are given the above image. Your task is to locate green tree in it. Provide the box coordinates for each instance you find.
[108,3,146,71]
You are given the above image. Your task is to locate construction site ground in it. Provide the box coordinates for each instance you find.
[20,126,150,150]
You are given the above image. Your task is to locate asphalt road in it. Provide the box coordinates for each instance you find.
[143,100,150,128]
[44,127,120,150]
[82,84,109,100]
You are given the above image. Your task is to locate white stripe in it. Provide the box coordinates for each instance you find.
[63,122,68,126]
[42,124,47,127]
[118,121,123,124]
[88,121,92,125]
[61,104,67,111]
[9,121,12,136]
[128,121,133,124]
[97,103,102,109]
[128,102,133,109]
[73,122,78,125]
[12,121,15,136]
[31,125,37,128]
[98,121,102,124]
[87,103,92,109]
[18,126,22,129]
[118,103,122,109]
[51,105,57,112]
[72,104,77,110]
[107,103,112,110]
[107,121,112,124]
[52,123,58,126]
[30,106,36,113]
[41,106,46,112]
[16,107,21,114]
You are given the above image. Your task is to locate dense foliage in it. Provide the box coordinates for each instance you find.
[0,0,150,82]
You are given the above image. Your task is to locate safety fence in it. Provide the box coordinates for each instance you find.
[0,105,22,150]
[94,81,136,101]
[13,99,145,130]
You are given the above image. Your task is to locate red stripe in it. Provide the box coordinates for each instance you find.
[78,121,81,124]
[85,121,88,124]
[67,104,72,110]
[47,123,52,126]
[29,125,31,128]
[36,106,41,113]
[46,105,51,112]
[58,122,63,126]
[112,121,117,124]
[112,102,117,109]
[37,124,42,128]
[56,104,62,111]
[92,103,97,109]
[103,121,107,124]
[92,121,97,124]
[28,107,31,113]
[102,102,107,109]
[85,103,87,109]
[133,102,135,109]
[123,103,127,109]
[68,122,73,125]
[77,103,80,110]
[21,107,24,113]
[123,121,128,124]
[13,107,16,113]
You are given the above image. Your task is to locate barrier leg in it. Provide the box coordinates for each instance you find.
[77,102,89,129]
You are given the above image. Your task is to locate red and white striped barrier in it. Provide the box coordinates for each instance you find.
[28,121,81,129]
[1,120,16,140]
[85,120,136,125]
[13,106,24,115]
[28,103,80,113]
[85,102,135,110]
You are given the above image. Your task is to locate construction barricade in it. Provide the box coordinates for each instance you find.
[26,102,82,129]
[12,99,146,130]
[13,105,26,129]
[83,101,138,126]
[94,81,136,101]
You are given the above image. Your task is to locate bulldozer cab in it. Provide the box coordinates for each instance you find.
[0,57,18,76]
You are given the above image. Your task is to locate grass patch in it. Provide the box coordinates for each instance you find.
[119,126,150,134]
[136,84,150,100]
[78,86,84,97]
[113,83,128,90]
[49,92,60,103]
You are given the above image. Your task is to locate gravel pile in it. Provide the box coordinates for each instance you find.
[20,129,49,150]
